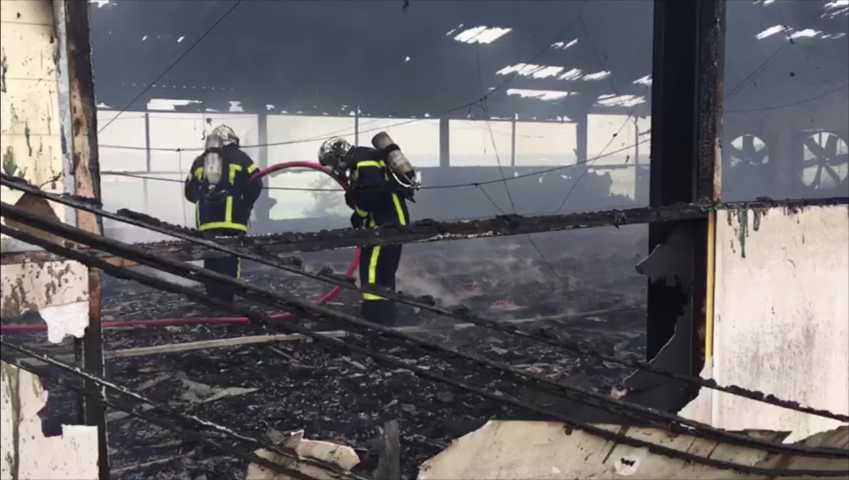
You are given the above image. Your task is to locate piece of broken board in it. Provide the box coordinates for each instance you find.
[418,420,849,479]
[1,361,99,479]
[245,429,360,480]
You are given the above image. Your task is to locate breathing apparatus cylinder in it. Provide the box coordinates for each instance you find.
[204,151,223,187]
[203,135,224,188]
[371,131,419,190]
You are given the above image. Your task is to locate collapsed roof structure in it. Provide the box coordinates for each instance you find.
[1,0,848,479]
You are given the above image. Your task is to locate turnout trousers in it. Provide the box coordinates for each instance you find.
[359,243,402,326]
[202,228,242,303]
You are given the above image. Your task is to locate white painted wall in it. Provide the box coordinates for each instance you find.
[0,0,67,219]
[1,1,99,477]
[1,362,99,479]
[682,204,849,441]
[0,0,90,334]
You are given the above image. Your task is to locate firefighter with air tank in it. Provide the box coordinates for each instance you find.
[318,132,418,326]
[184,125,262,302]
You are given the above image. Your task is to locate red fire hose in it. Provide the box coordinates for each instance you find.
[0,162,360,334]
[248,161,361,321]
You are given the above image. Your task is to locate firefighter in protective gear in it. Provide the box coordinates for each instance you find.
[185,125,262,302]
[318,136,412,326]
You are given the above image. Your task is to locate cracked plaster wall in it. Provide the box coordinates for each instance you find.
[682,204,849,441]
[1,2,97,478]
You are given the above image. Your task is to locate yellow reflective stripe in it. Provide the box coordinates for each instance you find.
[225,195,233,222]
[194,167,204,180]
[247,164,258,174]
[365,246,385,300]
[198,222,248,232]
[229,164,243,184]
[357,160,385,169]
[368,246,381,286]
[355,207,369,218]
[391,193,406,226]
[196,195,247,232]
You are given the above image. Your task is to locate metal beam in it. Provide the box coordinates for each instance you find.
[61,0,109,477]
[143,112,151,213]
[510,115,517,167]
[4,205,848,466]
[254,113,271,225]
[5,177,842,265]
[635,0,726,412]
[439,118,450,167]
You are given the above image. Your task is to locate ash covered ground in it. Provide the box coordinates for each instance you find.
[31,226,648,479]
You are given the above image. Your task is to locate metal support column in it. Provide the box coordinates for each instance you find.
[354,108,360,145]
[627,0,725,412]
[63,0,109,477]
[254,113,272,226]
[143,112,151,214]
[575,111,588,164]
[439,117,450,167]
[634,117,641,201]
[510,115,517,167]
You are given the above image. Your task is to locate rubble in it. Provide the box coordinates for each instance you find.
[22,230,646,479]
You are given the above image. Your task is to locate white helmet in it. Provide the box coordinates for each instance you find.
[205,124,239,150]
[318,137,352,169]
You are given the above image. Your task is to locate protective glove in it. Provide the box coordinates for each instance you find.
[344,190,358,209]
[350,211,365,229]
[203,184,232,203]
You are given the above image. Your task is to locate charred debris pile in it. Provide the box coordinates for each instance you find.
[34,229,646,479]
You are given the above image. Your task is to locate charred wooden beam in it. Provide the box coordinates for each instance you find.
[60,0,109,476]
[640,1,727,420]
[4,185,847,425]
[3,175,846,265]
[2,219,847,472]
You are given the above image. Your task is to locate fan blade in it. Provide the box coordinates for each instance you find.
[825,134,838,157]
[743,135,755,156]
[813,164,824,188]
[824,165,843,186]
[829,153,849,166]
[804,136,829,160]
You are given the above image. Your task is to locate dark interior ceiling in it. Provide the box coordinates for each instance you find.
[89,0,848,120]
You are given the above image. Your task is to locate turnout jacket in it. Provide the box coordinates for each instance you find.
[345,146,410,229]
[184,145,261,233]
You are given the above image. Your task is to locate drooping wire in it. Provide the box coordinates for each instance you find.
[2,219,847,473]
[177,149,189,227]
[3,174,848,424]
[476,184,507,215]
[9,193,849,465]
[98,1,243,135]
[727,81,849,114]
[97,17,581,153]
[99,139,647,193]
[0,340,371,480]
[554,113,637,213]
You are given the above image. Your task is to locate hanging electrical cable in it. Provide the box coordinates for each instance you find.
[1,221,847,477]
[98,17,580,154]
[98,0,244,134]
[3,174,848,424]
[0,341,371,480]
[3,204,848,463]
[100,139,648,193]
